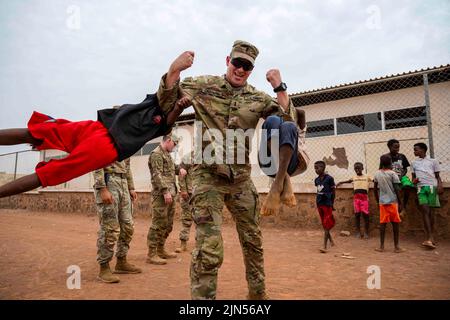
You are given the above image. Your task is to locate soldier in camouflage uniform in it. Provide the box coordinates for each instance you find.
[175,152,195,253]
[93,158,141,283]
[157,40,298,299]
[146,134,187,265]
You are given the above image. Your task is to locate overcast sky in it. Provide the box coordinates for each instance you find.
[0,0,449,156]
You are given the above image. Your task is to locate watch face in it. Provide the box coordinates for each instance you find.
[275,82,287,92]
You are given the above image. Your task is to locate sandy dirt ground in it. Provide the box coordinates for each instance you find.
[0,209,449,300]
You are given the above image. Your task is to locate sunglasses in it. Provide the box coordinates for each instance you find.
[230,58,254,72]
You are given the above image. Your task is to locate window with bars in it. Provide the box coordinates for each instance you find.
[337,112,382,134]
[306,119,334,138]
[384,106,427,130]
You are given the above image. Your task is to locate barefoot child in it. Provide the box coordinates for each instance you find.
[337,162,372,239]
[0,94,191,198]
[411,142,443,250]
[314,160,336,253]
[374,155,404,253]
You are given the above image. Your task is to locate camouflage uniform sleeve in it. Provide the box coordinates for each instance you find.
[124,158,135,191]
[93,168,106,189]
[156,73,180,116]
[179,171,187,193]
[175,164,181,175]
[262,94,297,122]
[156,74,200,116]
[149,153,169,193]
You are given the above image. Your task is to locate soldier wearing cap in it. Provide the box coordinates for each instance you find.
[93,157,141,283]
[156,40,301,299]
[146,134,187,265]
[175,151,195,253]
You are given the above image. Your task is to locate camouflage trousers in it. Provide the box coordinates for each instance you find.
[190,172,265,300]
[179,194,193,242]
[147,192,176,250]
[95,176,134,265]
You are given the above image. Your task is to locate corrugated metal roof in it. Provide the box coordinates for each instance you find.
[290,64,450,97]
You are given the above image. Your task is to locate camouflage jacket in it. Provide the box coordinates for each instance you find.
[179,153,194,194]
[157,74,297,183]
[93,158,135,190]
[149,145,179,196]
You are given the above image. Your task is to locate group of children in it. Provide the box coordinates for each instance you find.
[314,139,443,253]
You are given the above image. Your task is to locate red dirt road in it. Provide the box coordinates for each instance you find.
[0,209,449,300]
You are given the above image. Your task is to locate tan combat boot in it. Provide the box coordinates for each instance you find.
[158,246,177,259]
[175,240,187,253]
[114,256,142,274]
[97,262,120,283]
[146,247,167,265]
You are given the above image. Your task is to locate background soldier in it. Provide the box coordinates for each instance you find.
[147,134,186,265]
[157,40,295,299]
[93,158,141,283]
[175,151,194,253]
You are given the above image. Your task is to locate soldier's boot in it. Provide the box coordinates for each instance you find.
[157,246,177,259]
[97,263,120,283]
[247,292,270,300]
[175,240,187,253]
[114,256,142,274]
[146,247,167,265]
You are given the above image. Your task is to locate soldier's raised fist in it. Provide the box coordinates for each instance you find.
[266,69,282,89]
[170,51,195,73]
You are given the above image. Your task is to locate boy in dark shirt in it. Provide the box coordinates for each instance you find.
[0,95,190,198]
[314,160,336,253]
[379,139,414,212]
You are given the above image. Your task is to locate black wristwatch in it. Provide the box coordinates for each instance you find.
[273,82,287,93]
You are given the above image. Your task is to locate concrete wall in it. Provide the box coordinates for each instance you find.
[1,188,449,239]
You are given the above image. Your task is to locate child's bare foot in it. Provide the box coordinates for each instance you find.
[394,247,406,253]
[330,240,336,247]
[280,176,297,208]
[261,185,282,216]
[319,248,328,253]
[375,247,384,252]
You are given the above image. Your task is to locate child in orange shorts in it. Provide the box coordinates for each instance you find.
[373,155,404,253]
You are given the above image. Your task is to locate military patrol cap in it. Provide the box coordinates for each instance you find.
[230,40,259,65]
[170,133,180,144]
[163,133,180,145]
